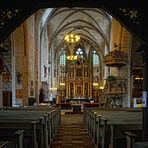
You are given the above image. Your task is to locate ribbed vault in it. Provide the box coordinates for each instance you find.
[40,7,111,63]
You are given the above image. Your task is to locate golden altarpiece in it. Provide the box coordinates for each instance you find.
[57,48,100,103]
[66,58,92,99]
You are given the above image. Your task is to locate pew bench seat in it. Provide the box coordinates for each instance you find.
[0,141,8,148]
[0,107,61,148]
[84,108,142,148]
[134,142,148,148]
[0,130,24,148]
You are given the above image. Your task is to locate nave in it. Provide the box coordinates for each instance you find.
[0,4,148,148]
[0,105,147,148]
[51,112,95,148]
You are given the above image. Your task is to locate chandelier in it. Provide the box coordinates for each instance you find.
[64,33,80,60]
[64,34,80,43]
[67,55,78,60]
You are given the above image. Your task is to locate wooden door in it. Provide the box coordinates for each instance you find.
[3,91,12,106]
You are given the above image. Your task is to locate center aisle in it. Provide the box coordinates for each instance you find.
[50,111,95,148]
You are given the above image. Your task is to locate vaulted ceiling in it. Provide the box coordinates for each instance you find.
[0,0,146,48]
[41,8,111,59]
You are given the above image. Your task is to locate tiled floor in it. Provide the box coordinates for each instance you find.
[51,112,95,148]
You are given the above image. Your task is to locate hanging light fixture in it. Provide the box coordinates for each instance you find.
[64,34,80,43]
[64,33,80,61]
[67,55,78,60]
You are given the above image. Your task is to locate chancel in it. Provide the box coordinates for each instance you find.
[0,2,147,148]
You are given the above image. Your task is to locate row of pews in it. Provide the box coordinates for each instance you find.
[83,107,148,148]
[0,106,61,148]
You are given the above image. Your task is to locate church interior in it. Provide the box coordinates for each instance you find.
[0,1,148,148]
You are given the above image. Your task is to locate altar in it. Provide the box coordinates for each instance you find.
[71,103,82,112]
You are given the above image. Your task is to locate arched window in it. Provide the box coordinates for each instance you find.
[59,51,66,85]
[92,50,100,85]
[93,50,99,65]
[60,51,66,65]
[76,48,84,58]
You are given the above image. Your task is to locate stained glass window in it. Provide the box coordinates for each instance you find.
[60,51,66,65]
[93,50,99,65]
[76,48,83,58]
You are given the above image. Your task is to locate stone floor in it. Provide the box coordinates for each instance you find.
[50,111,95,148]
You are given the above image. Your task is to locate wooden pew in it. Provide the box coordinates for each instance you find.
[124,131,147,148]
[0,120,38,148]
[103,112,141,148]
[0,107,61,148]
[0,141,8,148]
[84,108,142,148]
[134,142,148,148]
[124,131,137,148]
[0,130,24,148]
[3,107,61,146]
[0,111,47,148]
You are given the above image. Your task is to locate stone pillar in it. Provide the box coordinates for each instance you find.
[126,37,132,108]
[110,18,122,76]
[104,46,109,79]
[0,75,3,107]
[142,47,148,141]
[11,39,16,107]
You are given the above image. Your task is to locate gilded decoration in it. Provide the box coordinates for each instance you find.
[103,44,127,107]
[103,75,127,108]
[103,49,127,67]
[66,56,91,99]
[105,75,126,96]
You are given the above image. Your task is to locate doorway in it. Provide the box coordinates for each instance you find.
[3,91,12,107]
